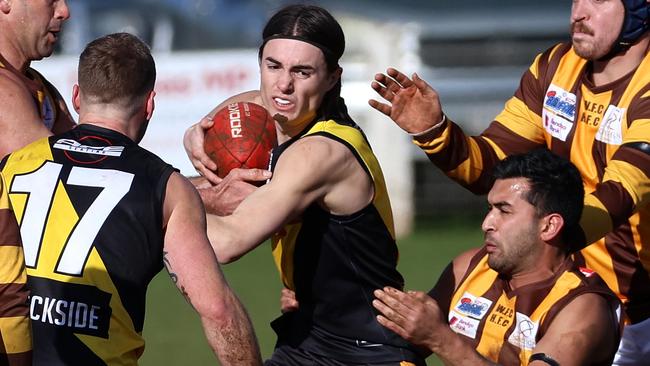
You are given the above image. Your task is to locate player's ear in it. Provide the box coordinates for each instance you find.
[145,90,155,120]
[72,84,81,113]
[326,67,342,91]
[539,213,564,242]
[0,0,11,15]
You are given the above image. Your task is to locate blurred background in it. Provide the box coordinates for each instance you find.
[34,0,570,364]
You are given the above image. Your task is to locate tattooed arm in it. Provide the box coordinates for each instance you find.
[162,172,262,365]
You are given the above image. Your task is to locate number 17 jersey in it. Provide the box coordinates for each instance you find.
[0,124,176,366]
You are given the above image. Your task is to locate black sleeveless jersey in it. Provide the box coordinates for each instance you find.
[1,124,176,366]
[269,119,424,364]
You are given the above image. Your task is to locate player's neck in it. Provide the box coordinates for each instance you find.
[0,46,30,74]
[591,34,650,86]
[508,248,567,290]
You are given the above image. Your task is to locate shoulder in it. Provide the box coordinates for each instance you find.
[0,68,32,99]
[163,172,204,223]
[291,134,353,166]
[451,247,483,286]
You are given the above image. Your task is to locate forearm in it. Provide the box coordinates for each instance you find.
[433,330,498,366]
[201,291,262,366]
[413,117,505,195]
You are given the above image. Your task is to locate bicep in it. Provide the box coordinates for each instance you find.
[531,293,618,366]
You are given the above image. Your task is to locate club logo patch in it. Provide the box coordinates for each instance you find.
[595,105,624,145]
[507,312,539,351]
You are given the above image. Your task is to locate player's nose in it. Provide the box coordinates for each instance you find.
[276,71,294,93]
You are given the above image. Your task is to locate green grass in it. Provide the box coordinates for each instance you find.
[140,219,483,365]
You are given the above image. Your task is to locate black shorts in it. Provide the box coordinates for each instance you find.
[264,345,423,366]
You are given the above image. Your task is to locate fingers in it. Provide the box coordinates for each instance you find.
[368,99,392,116]
[387,67,414,89]
[280,288,299,313]
[373,287,413,322]
[225,168,272,183]
[184,118,220,183]
[412,73,435,95]
[198,116,214,129]
[195,164,221,184]
[375,314,407,338]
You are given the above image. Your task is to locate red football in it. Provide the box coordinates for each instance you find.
[204,101,277,178]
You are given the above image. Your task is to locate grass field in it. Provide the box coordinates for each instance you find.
[140,218,483,365]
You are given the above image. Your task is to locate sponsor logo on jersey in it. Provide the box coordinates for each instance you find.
[544,85,576,120]
[596,105,624,145]
[54,139,125,157]
[28,277,112,338]
[543,84,576,141]
[507,312,539,351]
[449,310,481,339]
[453,292,493,319]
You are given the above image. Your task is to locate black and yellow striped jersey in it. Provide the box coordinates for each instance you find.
[269,118,423,364]
[1,124,175,366]
[415,43,650,323]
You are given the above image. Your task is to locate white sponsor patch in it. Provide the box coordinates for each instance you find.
[449,310,481,339]
[54,139,124,157]
[596,105,624,145]
[542,84,576,141]
[453,292,493,320]
[507,312,539,351]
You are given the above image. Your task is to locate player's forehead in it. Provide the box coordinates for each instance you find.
[261,38,327,68]
[488,177,531,206]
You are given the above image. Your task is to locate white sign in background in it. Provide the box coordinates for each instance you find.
[34,50,261,176]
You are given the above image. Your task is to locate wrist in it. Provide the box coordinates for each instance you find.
[408,114,446,137]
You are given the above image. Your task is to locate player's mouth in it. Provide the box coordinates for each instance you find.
[273,97,294,110]
[48,30,60,42]
[484,238,497,253]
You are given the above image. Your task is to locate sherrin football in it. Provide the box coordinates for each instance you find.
[204,101,277,178]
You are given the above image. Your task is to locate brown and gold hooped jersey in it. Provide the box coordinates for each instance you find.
[415,43,650,323]
[0,172,32,365]
[445,249,619,365]
[1,124,175,366]
[269,119,423,364]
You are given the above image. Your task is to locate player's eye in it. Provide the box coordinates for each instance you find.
[293,70,311,78]
[266,63,281,70]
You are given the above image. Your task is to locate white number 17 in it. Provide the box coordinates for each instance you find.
[10,162,134,276]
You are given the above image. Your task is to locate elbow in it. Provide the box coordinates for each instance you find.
[215,251,240,264]
[196,292,240,329]
[211,238,243,264]
[210,233,248,264]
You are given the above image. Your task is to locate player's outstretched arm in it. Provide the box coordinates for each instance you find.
[208,136,355,263]
[369,67,445,135]
[162,172,262,365]
[528,293,620,366]
[183,90,261,182]
[0,74,53,158]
